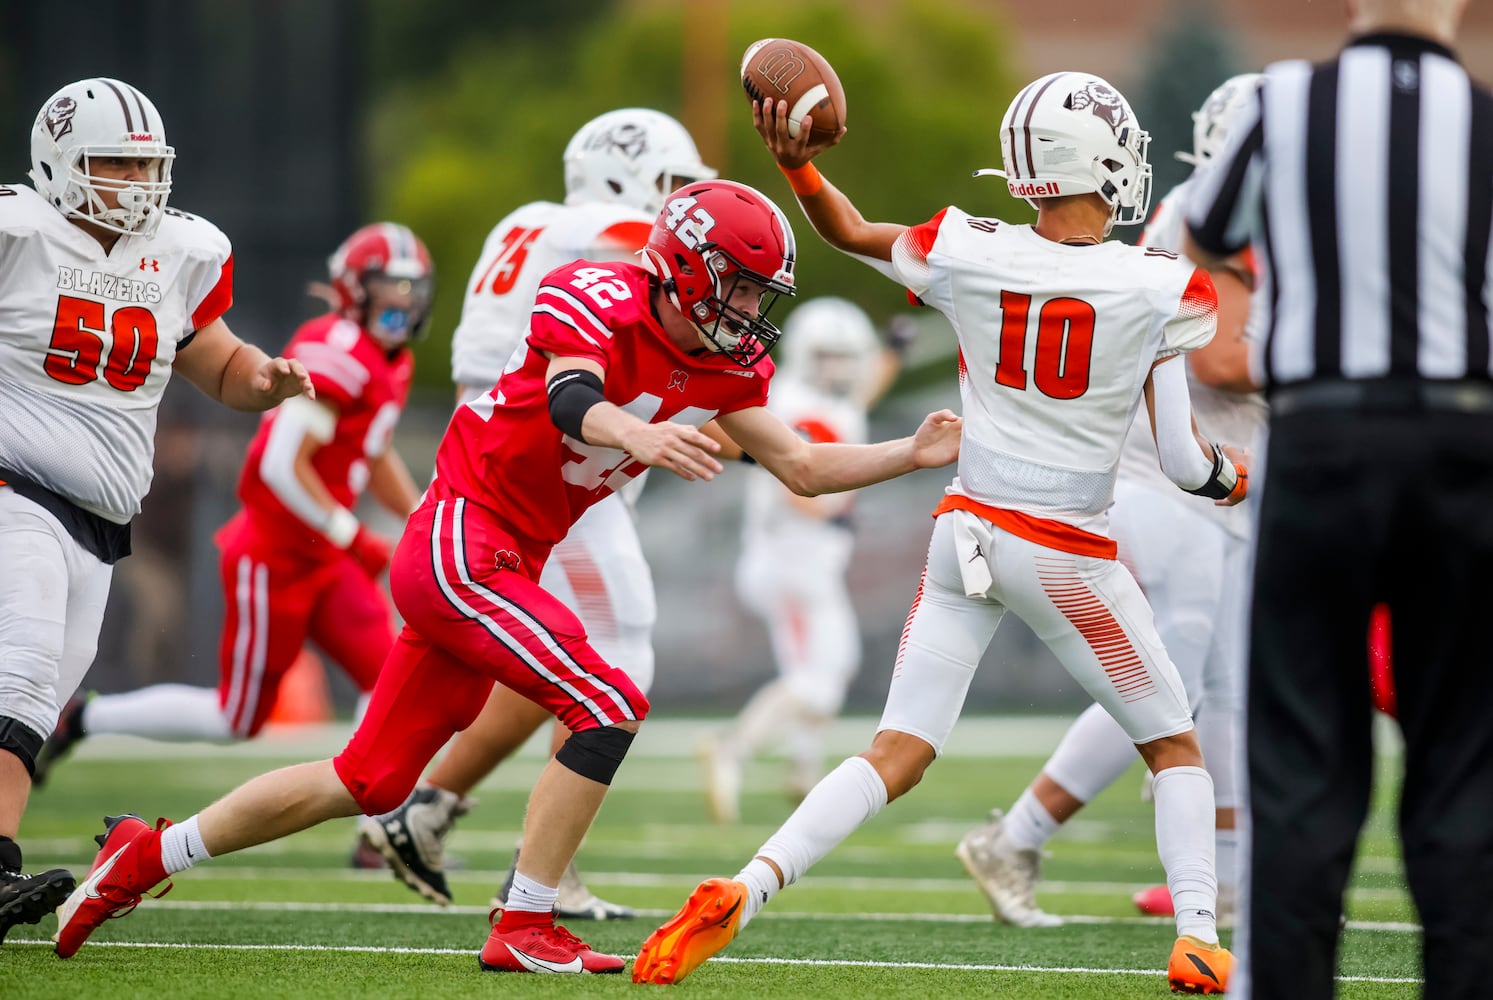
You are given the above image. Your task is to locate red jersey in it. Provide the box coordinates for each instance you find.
[238,313,414,551]
[431,259,772,548]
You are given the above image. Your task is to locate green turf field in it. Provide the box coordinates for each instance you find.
[1,717,1418,998]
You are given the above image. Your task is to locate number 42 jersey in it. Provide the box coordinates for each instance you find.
[0,184,232,524]
[431,258,772,549]
[891,208,1217,538]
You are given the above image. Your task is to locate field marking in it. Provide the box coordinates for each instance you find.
[165,865,1412,901]
[3,938,1422,984]
[78,896,1423,933]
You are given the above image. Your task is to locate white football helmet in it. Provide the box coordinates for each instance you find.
[30,78,174,238]
[977,71,1152,235]
[780,297,879,399]
[1176,73,1263,165]
[563,108,716,215]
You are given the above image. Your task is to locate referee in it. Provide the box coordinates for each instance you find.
[1184,1,1489,997]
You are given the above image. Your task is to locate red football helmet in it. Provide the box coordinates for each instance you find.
[327,222,435,348]
[640,179,795,367]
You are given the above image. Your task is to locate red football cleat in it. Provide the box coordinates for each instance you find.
[478,910,624,974]
[54,814,172,958]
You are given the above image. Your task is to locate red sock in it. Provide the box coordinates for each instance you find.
[495,908,553,931]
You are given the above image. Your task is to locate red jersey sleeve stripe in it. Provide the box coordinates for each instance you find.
[535,285,613,341]
[191,252,234,331]
[904,208,948,261]
[532,304,603,349]
[595,220,652,251]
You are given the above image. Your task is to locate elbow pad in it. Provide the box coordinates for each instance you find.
[547,369,606,443]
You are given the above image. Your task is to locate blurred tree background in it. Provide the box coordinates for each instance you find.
[364,0,1025,385]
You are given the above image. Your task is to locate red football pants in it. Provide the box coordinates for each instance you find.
[218,513,394,737]
[334,498,648,815]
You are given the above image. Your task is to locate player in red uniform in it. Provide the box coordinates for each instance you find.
[30,224,431,771]
[51,179,962,973]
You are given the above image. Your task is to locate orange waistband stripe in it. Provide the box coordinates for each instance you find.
[932,494,1118,561]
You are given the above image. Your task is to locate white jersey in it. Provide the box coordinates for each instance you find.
[1119,180,1269,538]
[741,377,868,550]
[449,199,654,389]
[0,184,232,523]
[890,207,1216,540]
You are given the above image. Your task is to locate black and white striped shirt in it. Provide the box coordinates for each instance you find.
[1186,33,1493,389]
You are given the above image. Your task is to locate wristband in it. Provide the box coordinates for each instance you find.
[1183,443,1239,501]
[325,507,360,548]
[778,162,823,197]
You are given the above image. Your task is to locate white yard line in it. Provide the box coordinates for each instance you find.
[3,937,1422,984]
[42,896,1420,933]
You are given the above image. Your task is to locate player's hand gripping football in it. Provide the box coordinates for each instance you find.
[622,422,725,482]
[752,98,845,170]
[253,356,316,404]
[911,409,962,469]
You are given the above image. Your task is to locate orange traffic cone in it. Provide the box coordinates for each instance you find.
[267,649,334,725]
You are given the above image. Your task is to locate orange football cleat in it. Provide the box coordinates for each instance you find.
[632,877,747,985]
[1168,934,1232,994]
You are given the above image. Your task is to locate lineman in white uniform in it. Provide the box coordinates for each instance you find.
[701,298,886,823]
[0,77,312,942]
[634,72,1249,993]
[955,75,1266,930]
[357,108,715,919]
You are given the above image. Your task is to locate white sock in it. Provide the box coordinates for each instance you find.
[1215,826,1238,895]
[1042,701,1140,802]
[159,815,211,875]
[82,685,234,742]
[1152,765,1218,943]
[505,870,559,914]
[735,858,781,926]
[1002,787,1061,851]
[744,756,888,928]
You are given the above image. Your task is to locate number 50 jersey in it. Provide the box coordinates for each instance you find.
[431,258,772,549]
[0,184,232,524]
[891,208,1217,539]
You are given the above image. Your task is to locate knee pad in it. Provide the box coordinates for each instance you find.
[332,750,419,817]
[0,716,44,777]
[555,725,636,785]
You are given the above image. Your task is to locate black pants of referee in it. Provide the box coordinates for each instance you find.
[1249,400,1493,999]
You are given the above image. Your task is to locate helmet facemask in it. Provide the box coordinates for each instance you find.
[363,270,435,350]
[63,150,175,238]
[685,246,792,368]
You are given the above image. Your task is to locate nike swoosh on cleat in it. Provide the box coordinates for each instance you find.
[716,898,741,926]
[1185,952,1221,985]
[80,847,128,900]
[508,946,583,974]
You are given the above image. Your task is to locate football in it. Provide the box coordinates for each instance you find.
[740,38,846,142]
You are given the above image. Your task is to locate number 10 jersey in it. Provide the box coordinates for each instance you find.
[891,208,1217,540]
[0,184,232,523]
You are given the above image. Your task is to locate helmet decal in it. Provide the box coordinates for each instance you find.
[42,97,78,141]
[1067,82,1128,134]
[584,121,648,161]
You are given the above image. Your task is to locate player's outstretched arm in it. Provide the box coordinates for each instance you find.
[174,318,315,410]
[752,98,905,262]
[1145,357,1248,506]
[717,405,960,497]
[547,356,724,482]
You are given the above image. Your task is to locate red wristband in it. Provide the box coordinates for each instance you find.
[778,162,824,197]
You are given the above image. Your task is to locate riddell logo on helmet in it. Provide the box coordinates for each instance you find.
[128,133,156,142]
[1010,181,1062,197]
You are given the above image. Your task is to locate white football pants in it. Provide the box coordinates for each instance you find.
[878,511,1194,754]
[0,487,112,739]
[735,524,859,716]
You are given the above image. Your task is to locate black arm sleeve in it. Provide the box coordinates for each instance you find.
[547,369,607,443]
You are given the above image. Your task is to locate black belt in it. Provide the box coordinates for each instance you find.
[0,467,132,564]
[1271,379,1493,417]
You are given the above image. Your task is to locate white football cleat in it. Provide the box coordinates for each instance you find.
[698,734,743,825]
[956,809,1064,928]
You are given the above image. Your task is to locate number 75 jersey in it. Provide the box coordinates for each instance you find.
[0,184,232,524]
[890,208,1217,531]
